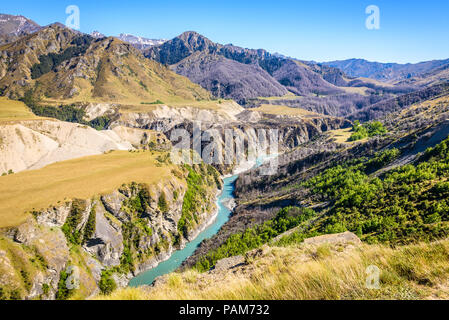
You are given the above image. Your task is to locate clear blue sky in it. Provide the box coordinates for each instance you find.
[2,0,448,63]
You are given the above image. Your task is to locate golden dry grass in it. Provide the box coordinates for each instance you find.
[252,104,321,117]
[117,99,238,113]
[98,240,449,300]
[340,86,370,96]
[400,95,449,115]
[0,97,44,123]
[327,128,353,144]
[257,93,301,101]
[0,150,175,228]
[34,38,211,106]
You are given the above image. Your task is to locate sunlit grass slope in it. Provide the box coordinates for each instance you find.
[99,239,449,300]
[252,104,322,117]
[0,97,44,122]
[0,150,175,228]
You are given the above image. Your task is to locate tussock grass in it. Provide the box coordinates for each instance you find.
[98,240,449,300]
[252,104,321,117]
[327,128,366,144]
[0,150,175,228]
[257,93,300,101]
[119,99,239,114]
[0,97,44,122]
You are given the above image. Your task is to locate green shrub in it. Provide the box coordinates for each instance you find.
[301,137,449,244]
[195,207,316,272]
[83,206,96,243]
[349,120,387,141]
[99,270,117,295]
[141,100,164,105]
[62,199,87,245]
[9,289,21,300]
[55,270,73,300]
[158,192,169,214]
[31,35,93,79]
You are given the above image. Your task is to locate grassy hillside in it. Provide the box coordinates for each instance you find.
[33,37,211,104]
[0,150,176,228]
[0,97,43,122]
[99,238,449,300]
[0,25,211,105]
[252,104,323,117]
[180,90,449,272]
[118,99,238,113]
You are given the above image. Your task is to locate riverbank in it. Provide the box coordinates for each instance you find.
[129,153,279,286]
[128,174,238,286]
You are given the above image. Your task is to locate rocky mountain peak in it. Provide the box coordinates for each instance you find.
[0,13,40,36]
[91,30,106,38]
[117,33,166,50]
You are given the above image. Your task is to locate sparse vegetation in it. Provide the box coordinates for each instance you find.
[194,207,316,272]
[349,120,387,141]
[99,239,449,300]
[141,100,165,105]
[31,35,93,79]
[298,140,449,244]
[99,270,117,295]
[158,192,169,214]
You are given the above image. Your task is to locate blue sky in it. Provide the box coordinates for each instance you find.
[2,0,448,63]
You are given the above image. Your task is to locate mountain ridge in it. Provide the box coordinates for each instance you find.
[0,24,211,103]
[145,31,343,103]
[323,58,449,82]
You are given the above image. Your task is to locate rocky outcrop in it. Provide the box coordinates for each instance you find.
[83,203,124,267]
[0,163,221,300]
[110,102,350,170]
[113,101,244,131]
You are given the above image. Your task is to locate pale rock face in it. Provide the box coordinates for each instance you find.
[0,123,59,173]
[0,119,135,174]
[109,126,154,148]
[115,101,244,132]
[10,218,39,244]
[83,103,117,121]
[83,204,124,267]
[101,191,126,219]
[85,256,103,283]
[0,250,16,288]
[35,204,71,228]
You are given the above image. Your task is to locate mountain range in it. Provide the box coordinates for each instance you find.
[0,24,210,103]
[323,58,449,82]
[1,12,449,302]
[145,31,342,103]
[2,14,448,114]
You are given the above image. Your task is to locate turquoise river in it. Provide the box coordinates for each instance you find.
[129,155,275,286]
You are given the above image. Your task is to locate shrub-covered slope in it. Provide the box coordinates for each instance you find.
[182,91,449,269]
